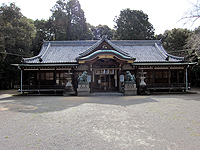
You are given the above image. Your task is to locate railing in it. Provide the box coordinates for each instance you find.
[146,83,190,90]
[21,85,65,91]
[20,83,190,93]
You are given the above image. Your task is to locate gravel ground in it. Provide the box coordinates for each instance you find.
[0,90,200,149]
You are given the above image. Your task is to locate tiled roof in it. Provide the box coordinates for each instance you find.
[77,35,130,58]
[23,38,184,64]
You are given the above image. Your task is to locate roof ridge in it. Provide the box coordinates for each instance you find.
[23,55,41,62]
[78,39,103,56]
[105,38,130,56]
[40,43,51,62]
[155,43,168,60]
[166,53,185,60]
[80,50,135,60]
[159,45,185,61]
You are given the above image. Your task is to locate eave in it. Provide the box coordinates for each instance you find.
[77,35,131,59]
[131,62,196,66]
[76,50,136,64]
[11,63,79,67]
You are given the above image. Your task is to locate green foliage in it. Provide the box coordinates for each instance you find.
[90,24,115,40]
[31,19,54,56]
[158,27,200,87]
[50,0,91,40]
[188,63,200,87]
[114,9,155,40]
[162,28,192,52]
[185,26,200,62]
[0,3,35,54]
[0,3,35,89]
[184,26,200,87]
[30,0,93,55]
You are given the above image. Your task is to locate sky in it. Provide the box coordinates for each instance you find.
[1,0,200,34]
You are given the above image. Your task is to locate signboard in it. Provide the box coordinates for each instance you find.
[120,75,124,82]
[98,80,101,84]
[87,75,91,83]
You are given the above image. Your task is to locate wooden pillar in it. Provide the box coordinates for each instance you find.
[184,67,186,84]
[28,72,30,86]
[177,70,179,83]
[89,64,93,93]
[119,74,121,91]
[92,70,94,83]
[118,64,122,90]
[186,65,189,92]
[168,67,170,84]
[54,67,57,85]
[71,67,75,91]
[39,68,41,89]
[135,66,138,86]
[109,74,111,89]
[115,69,117,87]
[20,67,23,94]
[153,67,155,85]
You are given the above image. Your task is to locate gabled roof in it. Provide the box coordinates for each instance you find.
[23,36,184,64]
[77,35,131,59]
[76,35,135,62]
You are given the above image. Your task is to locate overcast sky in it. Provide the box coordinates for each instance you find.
[1,0,200,34]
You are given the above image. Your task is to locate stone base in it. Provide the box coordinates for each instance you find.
[77,84,90,96]
[64,86,75,96]
[138,85,149,95]
[124,84,137,96]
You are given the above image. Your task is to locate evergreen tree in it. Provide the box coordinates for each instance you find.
[90,24,115,40]
[50,0,91,40]
[0,3,35,89]
[114,9,155,40]
[162,28,192,52]
[31,19,54,56]
[184,26,200,87]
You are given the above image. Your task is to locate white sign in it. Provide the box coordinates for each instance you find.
[87,75,91,83]
[120,75,124,82]
[98,80,101,84]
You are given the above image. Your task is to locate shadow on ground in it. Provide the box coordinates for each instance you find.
[0,93,158,113]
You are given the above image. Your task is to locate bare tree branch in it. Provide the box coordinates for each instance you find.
[179,0,200,26]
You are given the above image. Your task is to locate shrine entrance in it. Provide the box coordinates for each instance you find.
[100,75,109,91]
[93,69,117,92]
[91,58,119,92]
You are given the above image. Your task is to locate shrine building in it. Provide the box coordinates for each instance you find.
[14,35,193,95]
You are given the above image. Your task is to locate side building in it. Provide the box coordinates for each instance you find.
[14,36,193,95]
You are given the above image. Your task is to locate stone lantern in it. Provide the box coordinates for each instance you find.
[63,70,75,96]
[138,69,148,94]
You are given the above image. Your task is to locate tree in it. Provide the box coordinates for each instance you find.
[180,0,200,26]
[30,0,93,55]
[162,28,192,52]
[184,26,200,86]
[31,19,54,56]
[184,27,200,62]
[0,3,35,89]
[0,3,35,55]
[90,24,115,40]
[178,1,200,87]
[114,9,155,40]
[50,0,91,40]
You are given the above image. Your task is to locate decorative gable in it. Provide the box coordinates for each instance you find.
[96,41,114,50]
[76,35,136,64]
